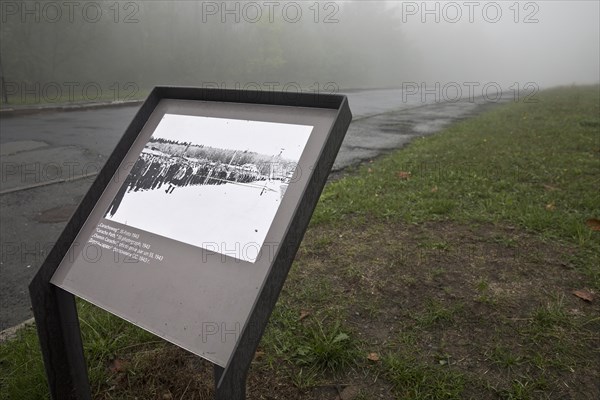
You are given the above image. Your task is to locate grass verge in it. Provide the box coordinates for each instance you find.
[1,85,599,399]
[0,89,149,108]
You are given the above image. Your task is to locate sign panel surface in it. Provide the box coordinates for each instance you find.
[50,98,338,366]
[104,114,313,263]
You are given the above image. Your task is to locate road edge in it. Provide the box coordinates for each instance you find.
[0,99,144,118]
[0,318,35,342]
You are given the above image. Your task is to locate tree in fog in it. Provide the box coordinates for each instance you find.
[0,0,411,102]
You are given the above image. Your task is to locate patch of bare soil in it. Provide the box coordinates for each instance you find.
[101,218,599,399]
[287,218,599,399]
[98,346,213,399]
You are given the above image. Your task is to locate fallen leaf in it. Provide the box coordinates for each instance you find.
[367,352,380,362]
[367,168,373,173]
[397,171,411,180]
[545,202,555,211]
[254,351,265,360]
[299,310,311,321]
[431,186,438,193]
[585,218,600,231]
[573,289,594,302]
[543,184,559,191]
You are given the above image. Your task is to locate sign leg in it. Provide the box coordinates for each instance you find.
[29,278,91,400]
[214,364,246,400]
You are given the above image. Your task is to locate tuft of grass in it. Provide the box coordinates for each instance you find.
[293,320,357,373]
[486,345,524,370]
[288,367,319,389]
[413,300,463,328]
[261,303,358,378]
[531,294,570,330]
[497,377,549,400]
[382,354,465,399]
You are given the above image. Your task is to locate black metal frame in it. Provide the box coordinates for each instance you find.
[29,86,352,399]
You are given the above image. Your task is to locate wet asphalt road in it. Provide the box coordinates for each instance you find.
[0,89,506,330]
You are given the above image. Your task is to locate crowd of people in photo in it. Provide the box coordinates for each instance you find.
[105,148,267,218]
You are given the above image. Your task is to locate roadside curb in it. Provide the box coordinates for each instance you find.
[0,318,35,342]
[0,99,143,118]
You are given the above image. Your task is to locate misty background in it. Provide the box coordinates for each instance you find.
[0,0,598,101]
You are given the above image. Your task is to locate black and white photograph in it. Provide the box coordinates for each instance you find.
[104,114,313,262]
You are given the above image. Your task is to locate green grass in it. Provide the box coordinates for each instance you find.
[0,326,48,400]
[0,88,149,108]
[0,305,162,400]
[486,345,524,369]
[412,300,463,328]
[1,85,598,399]
[382,354,465,399]
[260,305,358,376]
[531,294,570,330]
[312,85,600,288]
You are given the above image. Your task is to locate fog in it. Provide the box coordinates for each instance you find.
[0,0,598,101]
[401,1,600,88]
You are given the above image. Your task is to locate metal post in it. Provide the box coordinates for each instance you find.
[29,276,91,400]
[214,364,246,400]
